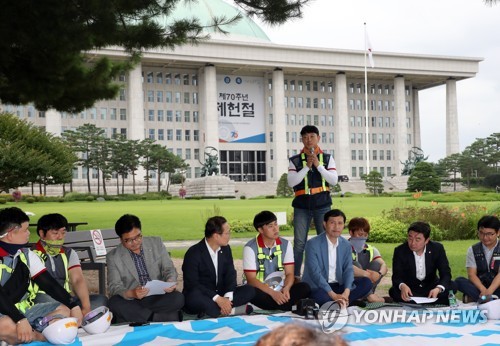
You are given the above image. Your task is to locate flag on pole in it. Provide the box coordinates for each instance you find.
[365,29,375,68]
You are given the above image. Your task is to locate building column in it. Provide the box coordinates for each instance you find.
[335,72,350,177]
[45,109,61,136]
[394,75,407,175]
[200,64,219,151]
[446,78,459,156]
[413,88,421,149]
[127,64,144,141]
[272,68,287,181]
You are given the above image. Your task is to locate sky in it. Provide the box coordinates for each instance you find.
[255,0,500,162]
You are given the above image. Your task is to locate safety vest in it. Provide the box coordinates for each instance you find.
[254,235,284,282]
[351,244,375,263]
[33,249,71,293]
[472,241,500,285]
[299,152,327,195]
[0,249,38,313]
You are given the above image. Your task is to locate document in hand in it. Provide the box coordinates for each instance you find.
[145,280,176,296]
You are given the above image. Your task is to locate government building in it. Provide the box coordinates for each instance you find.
[0,0,481,191]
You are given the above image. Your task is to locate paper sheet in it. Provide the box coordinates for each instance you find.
[145,280,176,296]
[410,297,438,304]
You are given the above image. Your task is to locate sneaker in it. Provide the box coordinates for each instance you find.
[232,304,253,316]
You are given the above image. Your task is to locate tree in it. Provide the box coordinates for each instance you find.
[362,171,384,196]
[0,0,310,112]
[276,173,293,197]
[436,153,462,192]
[407,162,441,193]
[149,145,187,193]
[0,113,76,193]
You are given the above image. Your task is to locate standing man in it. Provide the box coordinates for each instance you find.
[243,211,310,311]
[302,209,372,306]
[33,213,108,316]
[107,214,184,323]
[182,216,255,318]
[0,207,82,345]
[456,215,500,302]
[389,221,453,305]
[288,125,338,276]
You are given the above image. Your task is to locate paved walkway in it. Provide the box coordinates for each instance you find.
[164,236,294,250]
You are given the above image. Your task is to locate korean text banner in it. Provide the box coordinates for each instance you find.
[217,75,265,143]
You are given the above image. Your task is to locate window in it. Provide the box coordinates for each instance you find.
[314,115,319,126]
[321,132,327,144]
[193,130,199,141]
[329,132,334,143]
[406,101,411,112]
[328,116,334,126]
[269,113,273,125]
[185,148,191,160]
[352,167,357,178]
[157,110,164,121]
[184,92,190,104]
[351,150,356,160]
[406,117,411,128]
[290,97,295,108]
[110,108,117,120]
[407,134,412,144]
[148,109,154,121]
[175,111,182,122]
[379,150,384,160]
[313,81,318,91]
[356,99,362,110]
[194,149,200,160]
[146,72,153,83]
[120,109,127,120]
[358,150,364,160]
[385,134,391,144]
[306,98,311,108]
[349,99,355,110]
[290,80,295,91]
[175,92,181,103]
[321,115,326,126]
[100,108,107,120]
[165,73,172,84]
[356,116,362,127]
[167,129,173,140]
[90,108,97,120]
[372,133,377,144]
[290,114,296,125]
[313,98,318,109]
[185,130,190,141]
[174,74,181,85]
[298,80,303,91]
[299,114,304,125]
[176,130,182,140]
[147,90,154,102]
[119,88,126,101]
[269,131,273,142]
[350,133,356,144]
[192,92,198,104]
[193,111,199,123]
[386,150,391,160]
[157,91,163,102]
[177,148,182,157]
[192,74,198,86]
[372,150,377,160]
[183,74,189,85]
[357,133,363,144]
[148,129,155,139]
[291,132,297,143]
[350,116,355,127]
[156,72,163,84]
[166,91,172,103]
[158,129,164,140]
[167,110,173,122]
[184,111,190,122]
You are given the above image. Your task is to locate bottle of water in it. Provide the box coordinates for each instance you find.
[448,290,458,308]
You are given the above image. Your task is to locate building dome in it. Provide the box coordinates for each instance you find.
[160,0,271,42]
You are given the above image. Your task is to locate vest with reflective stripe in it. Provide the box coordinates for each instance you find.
[0,249,38,313]
[248,235,286,283]
[351,244,375,263]
[289,152,332,209]
[33,249,71,293]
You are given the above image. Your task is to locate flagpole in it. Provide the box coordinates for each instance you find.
[364,22,370,176]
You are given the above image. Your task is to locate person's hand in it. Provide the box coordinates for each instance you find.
[16,318,33,344]
[134,286,149,299]
[281,286,291,301]
[70,306,84,327]
[81,305,91,319]
[366,270,382,283]
[306,152,319,168]
[340,291,350,304]
[164,284,177,293]
[328,291,347,308]
[270,290,289,305]
[428,287,441,299]
[400,284,413,301]
[216,296,233,316]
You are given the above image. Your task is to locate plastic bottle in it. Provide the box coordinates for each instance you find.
[448,290,458,308]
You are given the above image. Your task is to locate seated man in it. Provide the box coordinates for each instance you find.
[456,215,500,302]
[33,213,108,316]
[243,211,310,311]
[348,217,388,303]
[0,207,82,345]
[107,214,184,323]
[302,209,372,307]
[389,221,453,305]
[182,216,255,317]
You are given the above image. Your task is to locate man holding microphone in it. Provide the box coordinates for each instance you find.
[288,125,338,277]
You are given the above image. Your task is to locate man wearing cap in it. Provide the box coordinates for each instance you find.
[287,125,338,276]
[0,207,82,345]
[33,213,108,316]
[243,211,310,311]
[182,216,255,317]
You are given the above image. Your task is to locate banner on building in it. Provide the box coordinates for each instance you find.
[217,75,265,143]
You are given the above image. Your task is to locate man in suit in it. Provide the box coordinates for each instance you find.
[389,221,453,305]
[182,216,255,318]
[107,214,184,323]
[302,209,372,306]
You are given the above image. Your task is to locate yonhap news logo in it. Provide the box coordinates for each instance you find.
[318,307,488,333]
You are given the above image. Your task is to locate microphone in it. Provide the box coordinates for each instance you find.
[310,147,315,155]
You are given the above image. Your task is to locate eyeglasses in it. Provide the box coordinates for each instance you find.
[123,233,143,244]
[478,231,497,238]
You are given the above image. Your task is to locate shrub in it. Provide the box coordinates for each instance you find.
[26,197,35,204]
[85,196,94,202]
[230,220,255,233]
[240,195,246,199]
[265,195,275,199]
[368,216,407,243]
[0,198,6,204]
[58,198,65,203]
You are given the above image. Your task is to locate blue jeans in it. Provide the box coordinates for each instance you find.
[456,276,500,302]
[310,278,373,306]
[293,205,331,276]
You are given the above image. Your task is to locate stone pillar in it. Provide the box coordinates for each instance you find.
[45,109,62,136]
[127,64,144,141]
[335,72,350,177]
[272,68,287,181]
[394,75,407,175]
[446,78,459,156]
[200,64,219,151]
[413,88,421,149]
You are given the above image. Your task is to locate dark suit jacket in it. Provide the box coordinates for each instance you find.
[391,240,452,295]
[182,239,237,299]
